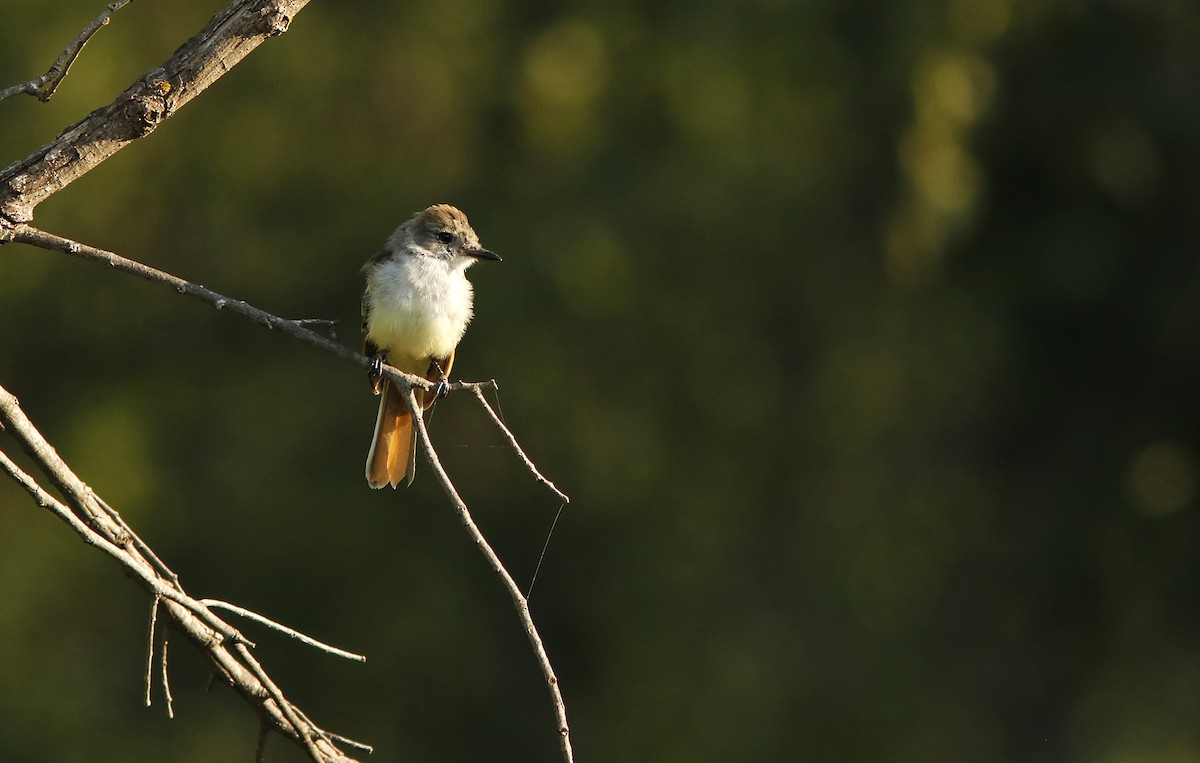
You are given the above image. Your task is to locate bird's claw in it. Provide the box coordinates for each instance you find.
[431,360,451,399]
[368,353,385,394]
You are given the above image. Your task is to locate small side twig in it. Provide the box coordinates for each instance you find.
[323,731,375,755]
[467,383,571,504]
[291,318,339,339]
[145,595,160,707]
[0,1,137,103]
[291,706,374,756]
[200,599,367,662]
[161,633,175,719]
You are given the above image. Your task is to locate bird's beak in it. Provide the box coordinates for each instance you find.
[466,247,502,262]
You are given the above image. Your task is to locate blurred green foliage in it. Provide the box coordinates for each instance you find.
[2,0,1200,760]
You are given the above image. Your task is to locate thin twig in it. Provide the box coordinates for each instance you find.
[291,318,339,338]
[7,225,434,394]
[161,633,175,719]
[324,731,375,755]
[291,706,374,756]
[200,599,367,662]
[403,388,575,763]
[469,384,571,504]
[0,1,137,103]
[145,595,160,707]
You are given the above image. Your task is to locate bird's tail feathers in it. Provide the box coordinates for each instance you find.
[365,379,417,489]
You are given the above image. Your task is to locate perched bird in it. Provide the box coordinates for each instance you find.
[361,204,500,488]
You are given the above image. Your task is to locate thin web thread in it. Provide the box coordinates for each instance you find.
[527,501,565,601]
[485,384,563,601]
[490,384,508,426]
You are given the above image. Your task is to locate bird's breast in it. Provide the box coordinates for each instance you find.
[365,256,475,369]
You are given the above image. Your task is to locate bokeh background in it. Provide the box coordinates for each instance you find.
[2,0,1199,760]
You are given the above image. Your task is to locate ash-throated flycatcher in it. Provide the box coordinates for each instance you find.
[361,204,500,489]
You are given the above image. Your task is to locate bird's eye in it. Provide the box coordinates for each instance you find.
[436,231,454,245]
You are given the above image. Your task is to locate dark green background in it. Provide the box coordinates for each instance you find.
[2,0,1199,760]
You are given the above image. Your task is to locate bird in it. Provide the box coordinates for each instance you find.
[360,204,500,488]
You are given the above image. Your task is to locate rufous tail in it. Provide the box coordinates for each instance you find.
[365,379,418,489]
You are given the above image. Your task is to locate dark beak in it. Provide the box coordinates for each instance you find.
[466,247,502,262]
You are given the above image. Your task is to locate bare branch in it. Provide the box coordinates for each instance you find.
[0,1,138,104]
[145,595,160,708]
[0,0,312,230]
[290,705,374,757]
[6,224,436,395]
[0,386,361,763]
[403,387,575,763]
[161,634,175,719]
[201,600,367,662]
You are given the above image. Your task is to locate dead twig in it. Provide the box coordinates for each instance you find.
[161,633,175,719]
[6,225,434,395]
[201,599,367,662]
[467,382,571,504]
[145,595,160,708]
[0,1,138,103]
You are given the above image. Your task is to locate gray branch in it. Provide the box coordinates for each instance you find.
[0,387,364,763]
[8,223,435,393]
[0,1,138,103]
[201,600,367,662]
[0,0,311,232]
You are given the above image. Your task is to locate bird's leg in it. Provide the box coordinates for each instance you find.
[430,359,451,399]
[368,352,386,395]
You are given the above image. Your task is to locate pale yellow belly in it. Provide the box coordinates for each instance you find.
[365,256,474,372]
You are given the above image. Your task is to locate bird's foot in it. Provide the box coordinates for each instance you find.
[368,353,385,394]
[431,360,451,399]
